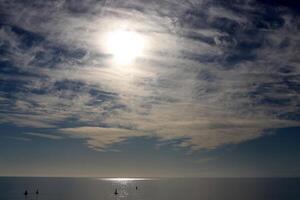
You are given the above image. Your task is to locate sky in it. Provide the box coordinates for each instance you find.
[0,0,300,177]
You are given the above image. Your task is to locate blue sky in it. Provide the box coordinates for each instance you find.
[0,0,300,177]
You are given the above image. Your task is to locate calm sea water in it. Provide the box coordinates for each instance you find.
[0,177,299,200]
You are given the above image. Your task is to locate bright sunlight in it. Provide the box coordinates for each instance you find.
[105,30,145,65]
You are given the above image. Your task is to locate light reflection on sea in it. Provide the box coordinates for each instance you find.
[0,177,300,200]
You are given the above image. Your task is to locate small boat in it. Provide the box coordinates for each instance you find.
[114,188,118,195]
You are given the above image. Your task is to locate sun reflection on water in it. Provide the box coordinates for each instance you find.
[101,178,152,182]
[98,178,152,199]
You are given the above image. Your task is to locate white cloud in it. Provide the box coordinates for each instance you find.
[0,0,299,151]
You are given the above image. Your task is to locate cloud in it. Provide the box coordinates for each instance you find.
[5,136,31,142]
[24,132,63,140]
[105,102,300,150]
[60,127,145,151]
[0,0,299,151]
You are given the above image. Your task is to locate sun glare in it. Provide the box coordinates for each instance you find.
[105,30,145,65]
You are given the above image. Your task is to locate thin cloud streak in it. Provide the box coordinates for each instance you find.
[24,132,63,140]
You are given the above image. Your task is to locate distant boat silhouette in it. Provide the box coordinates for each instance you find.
[114,188,118,195]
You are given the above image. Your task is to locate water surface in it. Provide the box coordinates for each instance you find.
[1,177,299,200]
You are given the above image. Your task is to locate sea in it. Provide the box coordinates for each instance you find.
[0,177,299,200]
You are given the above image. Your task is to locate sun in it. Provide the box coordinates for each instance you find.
[105,30,145,65]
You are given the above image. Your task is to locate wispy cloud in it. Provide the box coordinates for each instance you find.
[5,136,31,142]
[24,132,63,140]
[60,127,145,151]
[0,0,299,151]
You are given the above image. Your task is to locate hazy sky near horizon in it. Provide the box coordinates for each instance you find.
[0,0,300,177]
